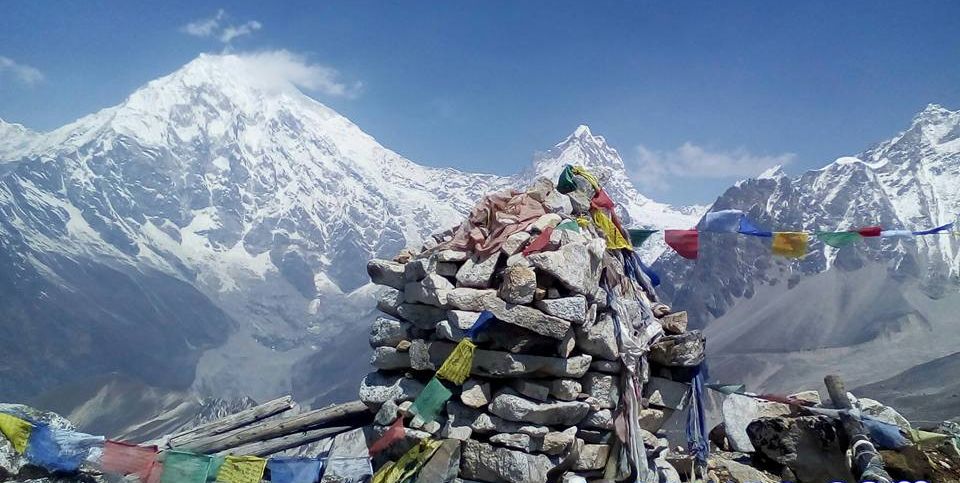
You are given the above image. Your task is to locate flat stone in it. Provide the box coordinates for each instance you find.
[526,177,554,202]
[489,392,591,426]
[535,295,587,323]
[580,372,619,409]
[788,390,822,406]
[499,265,537,304]
[359,372,425,408]
[541,427,577,455]
[456,253,502,288]
[746,416,853,483]
[526,242,601,297]
[422,273,455,290]
[417,439,462,483]
[649,330,705,367]
[638,408,670,432]
[578,429,613,444]
[437,249,469,262]
[461,379,492,408]
[489,433,535,452]
[409,339,433,370]
[549,379,582,401]
[370,346,411,370]
[446,288,572,339]
[404,281,450,308]
[396,303,448,330]
[369,317,411,347]
[425,340,592,378]
[574,313,619,361]
[404,257,435,281]
[644,377,690,410]
[501,231,532,256]
[543,191,573,215]
[557,329,576,358]
[435,262,459,277]
[374,399,399,426]
[511,380,550,402]
[376,288,404,318]
[367,259,406,289]
[589,359,621,374]
[530,213,563,232]
[658,311,688,334]
[505,252,531,267]
[572,443,610,471]
[722,393,792,452]
[569,189,592,214]
[460,439,554,483]
[580,409,614,430]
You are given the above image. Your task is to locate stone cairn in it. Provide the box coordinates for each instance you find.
[361,174,705,482]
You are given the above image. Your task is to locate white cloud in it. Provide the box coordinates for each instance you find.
[228,50,362,98]
[182,10,261,44]
[0,56,44,86]
[631,142,795,190]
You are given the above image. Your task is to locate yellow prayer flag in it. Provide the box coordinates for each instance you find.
[771,232,809,258]
[216,455,267,483]
[575,215,591,227]
[592,210,632,250]
[0,413,33,453]
[372,439,442,483]
[436,339,476,385]
[570,165,600,191]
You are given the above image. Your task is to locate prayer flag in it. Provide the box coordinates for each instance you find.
[664,230,698,260]
[371,439,442,483]
[738,216,772,237]
[591,188,616,211]
[101,440,158,478]
[0,413,32,453]
[913,221,954,235]
[436,339,476,385]
[816,231,862,248]
[368,418,406,456]
[771,232,808,258]
[465,311,495,339]
[267,457,322,483]
[571,165,601,191]
[705,384,746,395]
[410,377,452,424]
[26,423,103,473]
[857,226,883,237]
[556,220,580,232]
[216,455,267,483]
[628,229,656,248]
[592,210,632,250]
[881,230,914,237]
[702,210,744,233]
[160,450,214,483]
[522,226,554,256]
[862,417,910,450]
[556,165,577,194]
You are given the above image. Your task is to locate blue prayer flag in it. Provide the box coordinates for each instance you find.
[737,216,772,237]
[267,457,323,483]
[25,423,102,473]
[702,210,744,233]
[912,222,954,235]
[465,311,495,339]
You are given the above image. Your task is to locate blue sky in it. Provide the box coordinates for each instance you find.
[1,1,958,205]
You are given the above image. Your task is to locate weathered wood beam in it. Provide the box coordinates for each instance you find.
[167,395,296,448]
[216,425,352,457]
[824,374,893,483]
[178,400,370,454]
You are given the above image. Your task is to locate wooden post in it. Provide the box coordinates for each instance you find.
[166,395,296,448]
[216,425,352,457]
[823,375,892,483]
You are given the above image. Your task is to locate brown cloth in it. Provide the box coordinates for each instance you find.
[442,189,546,257]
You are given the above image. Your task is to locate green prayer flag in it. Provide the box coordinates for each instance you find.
[410,377,452,424]
[816,231,862,248]
[628,229,657,248]
[556,220,580,232]
[161,451,214,483]
[556,165,577,194]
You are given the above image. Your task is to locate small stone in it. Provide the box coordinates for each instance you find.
[376,288,404,318]
[788,390,822,406]
[370,346,411,370]
[557,329,576,358]
[409,339,434,370]
[569,190,592,214]
[404,281,450,308]
[580,409,614,430]
[490,433,535,452]
[543,190,573,215]
[394,248,416,264]
[505,252,531,267]
[461,379,492,408]
[589,359,621,374]
[422,273,454,290]
[658,311,687,334]
[580,372,619,409]
[396,340,411,351]
[369,317,411,347]
[644,377,690,410]
[359,372,425,408]
[578,429,613,444]
[489,392,591,426]
[549,379,582,401]
[501,231,532,256]
[437,249,469,262]
[404,257,435,281]
[367,259,407,289]
[510,380,550,402]
[534,295,587,323]
[541,427,577,455]
[435,262,459,277]
[530,213,562,232]
[374,399,399,426]
[574,312,619,361]
[652,303,671,318]
[396,303,448,329]
[460,439,554,483]
[527,242,601,297]
[526,177,555,202]
[456,253,502,288]
[638,408,670,432]
[573,443,610,471]
[499,265,537,304]
[649,330,706,367]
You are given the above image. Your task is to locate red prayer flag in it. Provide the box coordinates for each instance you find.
[101,440,158,479]
[368,418,405,456]
[591,188,616,211]
[665,230,699,260]
[857,226,882,237]
[522,226,554,256]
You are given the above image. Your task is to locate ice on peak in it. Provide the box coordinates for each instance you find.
[757,164,786,180]
[573,124,593,137]
[834,156,863,165]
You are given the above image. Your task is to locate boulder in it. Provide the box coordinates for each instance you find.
[404,257,436,281]
[489,433,536,452]
[367,259,407,289]
[376,288,404,318]
[359,372,425,408]
[396,303,448,330]
[643,376,689,410]
[649,330,705,367]
[499,265,537,304]
[489,392,590,426]
[456,253,501,288]
[549,379,582,401]
[543,190,573,215]
[526,242,601,297]
[574,313,619,361]
[501,231,532,256]
[535,296,587,323]
[461,379,492,408]
[658,311,688,334]
[572,443,610,471]
[746,416,853,483]
[721,393,792,452]
[369,317,411,347]
[446,288,571,339]
[460,440,554,483]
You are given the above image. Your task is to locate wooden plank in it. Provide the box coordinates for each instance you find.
[823,375,893,483]
[216,425,352,457]
[178,400,370,454]
[167,395,295,447]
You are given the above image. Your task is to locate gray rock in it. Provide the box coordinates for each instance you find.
[489,392,590,426]
[505,252,531,267]
[722,393,792,452]
[404,257,436,281]
[374,399,399,426]
[652,456,682,483]
[437,249,469,262]
[526,242,601,297]
[856,397,912,433]
[320,428,373,483]
[658,311,688,334]
[541,427,578,455]
[446,288,572,339]
[644,377,690,410]
[549,379,582,401]
[574,313,619,361]
[456,253,502,288]
[461,379,492,408]
[396,303,448,329]
[526,177,555,202]
[788,390,822,406]
[530,213,562,232]
[376,288,404,318]
[435,262,459,277]
[581,409,614,430]
[572,443,610,471]
[426,340,592,378]
[460,440,554,483]
[423,273,455,290]
[578,429,613,444]
[409,339,434,370]
[568,189,592,214]
[535,295,587,323]
[746,416,853,483]
[511,379,550,402]
[490,433,535,452]
[417,439,462,483]
[370,346,411,370]
[557,329,576,358]
[648,330,705,367]
[501,231,532,256]
[589,359,621,374]
[543,190,573,215]
[369,317,411,347]
[404,281,450,308]
[359,372,425,408]
[714,457,779,483]
[580,372,619,409]
[499,265,537,305]
[367,258,406,289]
[637,408,669,432]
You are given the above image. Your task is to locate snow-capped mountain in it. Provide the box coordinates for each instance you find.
[0,53,697,432]
[653,104,960,420]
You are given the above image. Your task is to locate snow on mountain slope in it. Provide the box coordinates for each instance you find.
[0,119,37,162]
[653,105,960,412]
[0,53,695,430]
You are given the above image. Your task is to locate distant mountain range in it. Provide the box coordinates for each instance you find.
[0,53,702,436]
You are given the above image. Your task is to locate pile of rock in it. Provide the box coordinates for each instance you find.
[362,177,705,482]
